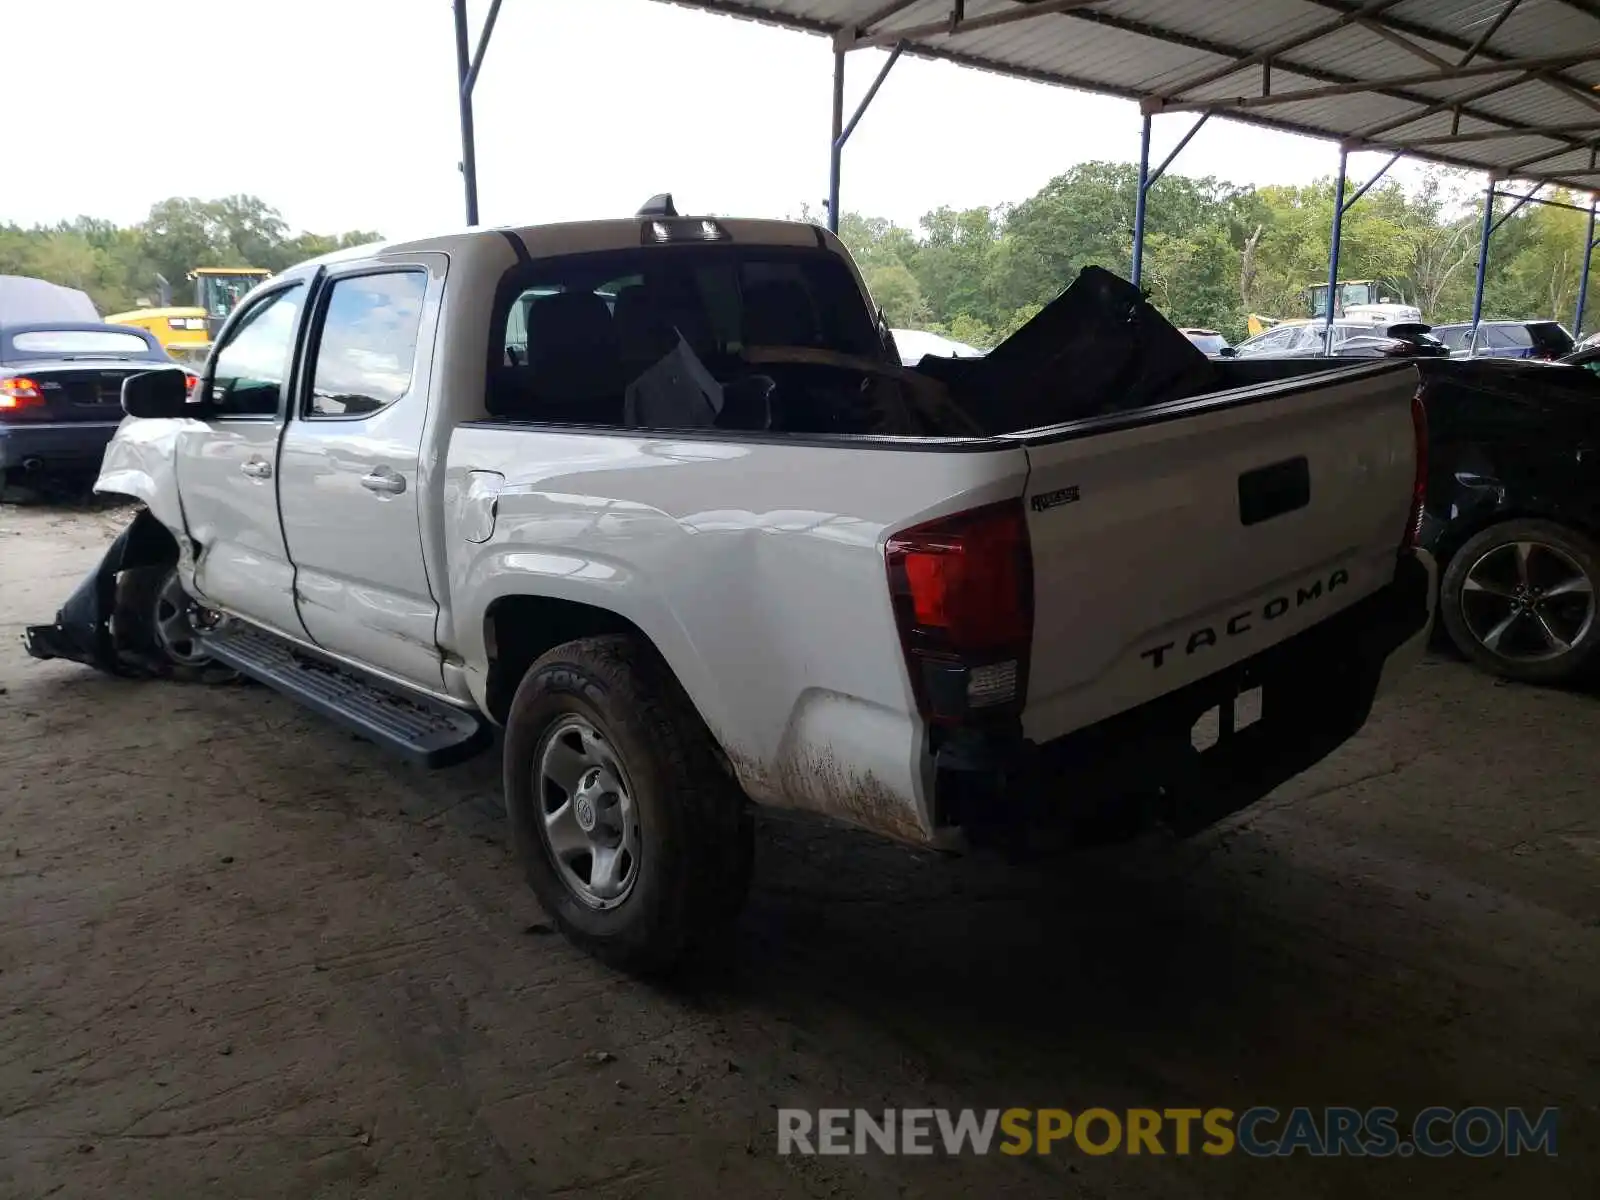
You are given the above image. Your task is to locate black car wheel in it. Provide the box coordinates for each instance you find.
[112,564,239,683]
[503,635,752,975]
[1440,519,1600,683]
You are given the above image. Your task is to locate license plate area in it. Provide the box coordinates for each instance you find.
[1190,684,1264,752]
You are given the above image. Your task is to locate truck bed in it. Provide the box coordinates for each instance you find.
[447,352,1424,844]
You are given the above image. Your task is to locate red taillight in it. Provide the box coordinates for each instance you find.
[0,377,43,411]
[183,371,199,395]
[886,500,1033,726]
[1405,390,1428,549]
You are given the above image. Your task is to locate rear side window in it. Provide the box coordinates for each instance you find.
[306,271,428,418]
[1434,326,1469,351]
[489,246,881,428]
[1487,324,1532,349]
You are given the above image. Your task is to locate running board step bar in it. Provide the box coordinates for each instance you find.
[201,625,491,767]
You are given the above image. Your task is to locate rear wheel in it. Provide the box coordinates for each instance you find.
[113,564,239,683]
[503,635,752,975]
[1440,519,1600,684]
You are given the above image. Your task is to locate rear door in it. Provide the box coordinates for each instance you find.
[177,282,310,637]
[275,260,443,688]
[1016,363,1419,743]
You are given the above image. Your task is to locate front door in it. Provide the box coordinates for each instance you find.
[176,281,309,638]
[275,264,443,688]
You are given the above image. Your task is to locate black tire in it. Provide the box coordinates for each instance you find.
[111,564,239,684]
[1439,518,1600,684]
[503,635,753,974]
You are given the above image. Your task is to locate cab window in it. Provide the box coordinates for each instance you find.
[306,271,428,418]
[208,285,304,417]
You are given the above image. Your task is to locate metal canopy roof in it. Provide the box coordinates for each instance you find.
[654,0,1600,190]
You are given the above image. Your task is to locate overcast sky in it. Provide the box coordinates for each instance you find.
[15,0,1439,238]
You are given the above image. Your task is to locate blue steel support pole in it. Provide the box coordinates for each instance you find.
[827,51,845,233]
[1470,180,1496,353]
[1132,113,1152,288]
[1576,198,1597,338]
[1324,149,1347,353]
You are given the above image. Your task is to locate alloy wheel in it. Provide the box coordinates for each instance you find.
[152,572,225,666]
[1459,540,1595,664]
[534,715,642,910]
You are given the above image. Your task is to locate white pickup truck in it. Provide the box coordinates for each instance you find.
[25,200,1435,972]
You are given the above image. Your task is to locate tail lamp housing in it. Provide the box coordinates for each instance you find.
[1404,389,1428,549]
[885,500,1033,727]
[0,377,43,413]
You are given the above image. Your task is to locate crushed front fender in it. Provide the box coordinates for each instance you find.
[22,510,170,677]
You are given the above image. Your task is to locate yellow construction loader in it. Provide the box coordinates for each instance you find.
[107,267,271,365]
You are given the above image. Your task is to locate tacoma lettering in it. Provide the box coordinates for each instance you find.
[1140,568,1350,669]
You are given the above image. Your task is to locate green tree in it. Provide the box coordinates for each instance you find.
[2,197,382,315]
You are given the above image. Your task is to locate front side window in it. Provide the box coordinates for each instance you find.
[1240,327,1292,355]
[208,285,304,417]
[307,271,428,418]
[1290,325,1332,352]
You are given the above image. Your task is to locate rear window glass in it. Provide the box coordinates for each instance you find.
[490,245,883,429]
[1434,326,1469,350]
[11,329,151,356]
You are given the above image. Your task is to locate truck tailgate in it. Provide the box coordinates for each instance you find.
[1018,362,1419,744]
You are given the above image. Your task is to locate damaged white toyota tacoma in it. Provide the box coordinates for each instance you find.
[25,198,1435,972]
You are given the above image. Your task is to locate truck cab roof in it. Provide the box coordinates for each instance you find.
[298,216,837,272]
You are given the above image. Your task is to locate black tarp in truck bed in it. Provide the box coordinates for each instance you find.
[909,266,1218,434]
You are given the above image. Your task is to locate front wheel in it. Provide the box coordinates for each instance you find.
[112,564,239,683]
[1439,519,1600,684]
[503,635,752,975]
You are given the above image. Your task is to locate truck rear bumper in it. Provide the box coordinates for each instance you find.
[935,549,1435,844]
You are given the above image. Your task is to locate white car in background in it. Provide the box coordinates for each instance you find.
[890,328,985,367]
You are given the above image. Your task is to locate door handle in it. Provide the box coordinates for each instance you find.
[360,468,407,496]
[241,458,272,480]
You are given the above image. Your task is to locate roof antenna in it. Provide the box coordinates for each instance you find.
[637,193,678,217]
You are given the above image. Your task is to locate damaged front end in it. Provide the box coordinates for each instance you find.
[22,510,170,677]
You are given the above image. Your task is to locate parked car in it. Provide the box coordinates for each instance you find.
[1179,328,1230,356]
[26,205,1433,972]
[1561,342,1600,372]
[888,327,984,368]
[1,322,189,492]
[1409,357,1600,683]
[1431,320,1575,361]
[1569,329,1600,356]
[1229,320,1448,360]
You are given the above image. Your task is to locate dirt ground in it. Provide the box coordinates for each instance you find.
[0,503,1595,1200]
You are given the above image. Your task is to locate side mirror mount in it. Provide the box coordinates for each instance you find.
[121,368,194,419]
[1218,346,1238,358]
